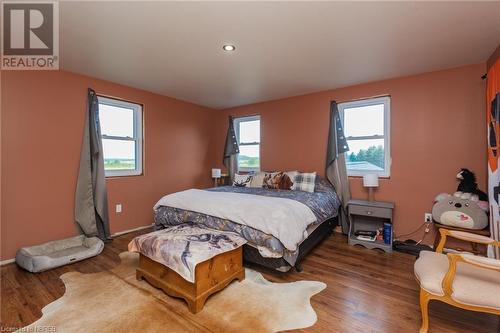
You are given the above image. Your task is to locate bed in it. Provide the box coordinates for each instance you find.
[154,177,341,272]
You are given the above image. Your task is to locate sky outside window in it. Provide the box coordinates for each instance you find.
[344,104,384,139]
[239,120,260,143]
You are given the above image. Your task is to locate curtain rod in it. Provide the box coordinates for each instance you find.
[333,94,390,104]
[94,91,144,107]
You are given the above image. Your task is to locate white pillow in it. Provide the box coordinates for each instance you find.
[285,171,299,184]
[249,172,265,188]
[233,174,252,187]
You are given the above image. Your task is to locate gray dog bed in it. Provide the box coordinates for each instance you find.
[16,235,104,273]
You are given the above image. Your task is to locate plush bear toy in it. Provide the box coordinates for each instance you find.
[432,193,488,230]
[455,168,488,201]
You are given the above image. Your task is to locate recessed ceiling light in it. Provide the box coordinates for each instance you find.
[222,44,236,52]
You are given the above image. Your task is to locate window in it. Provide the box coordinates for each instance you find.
[339,96,390,177]
[98,96,143,177]
[234,115,261,172]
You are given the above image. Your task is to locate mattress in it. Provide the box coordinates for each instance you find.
[154,181,340,266]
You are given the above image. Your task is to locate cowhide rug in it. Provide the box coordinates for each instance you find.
[19,252,326,333]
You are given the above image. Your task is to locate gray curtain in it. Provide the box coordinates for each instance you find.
[326,101,351,234]
[223,116,239,181]
[75,89,111,241]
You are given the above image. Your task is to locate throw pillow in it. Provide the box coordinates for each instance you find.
[285,170,299,185]
[249,172,265,188]
[263,171,293,190]
[292,172,317,192]
[233,174,252,187]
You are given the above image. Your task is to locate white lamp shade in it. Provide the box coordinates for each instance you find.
[363,174,379,187]
[211,168,221,178]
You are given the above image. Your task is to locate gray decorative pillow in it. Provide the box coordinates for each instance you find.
[292,172,317,193]
[233,174,252,187]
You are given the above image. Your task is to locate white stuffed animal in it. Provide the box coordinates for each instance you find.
[432,193,488,230]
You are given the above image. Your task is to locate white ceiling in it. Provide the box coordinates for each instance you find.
[60,1,500,109]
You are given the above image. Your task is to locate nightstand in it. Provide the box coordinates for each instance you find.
[348,199,395,253]
[217,174,232,186]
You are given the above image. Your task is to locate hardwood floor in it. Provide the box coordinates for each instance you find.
[1,229,498,332]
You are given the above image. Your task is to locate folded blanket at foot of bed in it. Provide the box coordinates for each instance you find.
[154,206,291,258]
[128,224,246,283]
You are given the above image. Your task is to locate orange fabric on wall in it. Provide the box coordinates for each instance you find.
[487,60,500,172]
[487,59,500,259]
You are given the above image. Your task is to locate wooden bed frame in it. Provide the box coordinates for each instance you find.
[136,247,245,313]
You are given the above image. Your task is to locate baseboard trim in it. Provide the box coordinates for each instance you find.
[112,224,154,237]
[0,258,15,266]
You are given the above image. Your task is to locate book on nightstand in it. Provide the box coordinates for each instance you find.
[356,235,377,242]
[354,230,377,237]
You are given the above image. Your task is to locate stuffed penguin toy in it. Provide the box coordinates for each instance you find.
[454,168,488,201]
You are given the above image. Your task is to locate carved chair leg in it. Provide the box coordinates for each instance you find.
[419,289,431,333]
[433,232,441,251]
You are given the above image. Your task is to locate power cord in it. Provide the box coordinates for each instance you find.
[416,223,432,245]
[394,221,432,242]
[394,222,426,240]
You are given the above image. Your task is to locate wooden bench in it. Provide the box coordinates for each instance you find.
[136,246,244,313]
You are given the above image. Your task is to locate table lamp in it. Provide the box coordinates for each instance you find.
[363,173,379,201]
[212,168,221,187]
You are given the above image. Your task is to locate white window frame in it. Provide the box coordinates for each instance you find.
[98,96,143,177]
[339,96,391,178]
[233,115,261,172]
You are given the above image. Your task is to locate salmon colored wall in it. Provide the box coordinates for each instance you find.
[487,44,500,70]
[213,64,487,242]
[1,70,217,260]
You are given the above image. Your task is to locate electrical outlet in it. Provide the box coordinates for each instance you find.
[116,204,122,213]
[424,213,433,223]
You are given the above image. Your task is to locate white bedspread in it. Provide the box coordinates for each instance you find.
[154,189,317,251]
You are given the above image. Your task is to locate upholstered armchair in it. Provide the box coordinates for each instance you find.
[414,228,500,333]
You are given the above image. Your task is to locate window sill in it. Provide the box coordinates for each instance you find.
[348,175,390,180]
[237,168,260,173]
[106,174,144,180]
